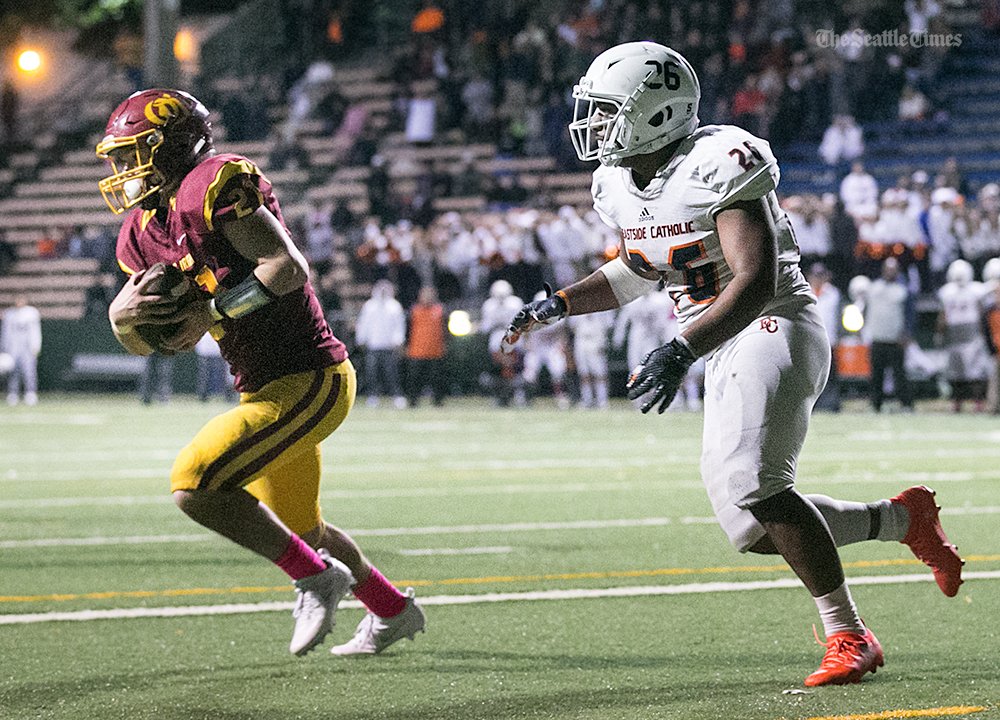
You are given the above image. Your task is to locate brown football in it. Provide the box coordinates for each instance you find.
[134,263,202,355]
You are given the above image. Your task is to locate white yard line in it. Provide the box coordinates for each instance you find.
[2,570,998,626]
[4,504,999,548]
[0,517,673,548]
[398,546,513,556]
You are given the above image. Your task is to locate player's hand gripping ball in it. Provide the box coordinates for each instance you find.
[132,263,203,354]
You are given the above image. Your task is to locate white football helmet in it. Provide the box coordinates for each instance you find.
[490,279,513,299]
[569,42,700,166]
[982,257,1000,283]
[848,275,871,303]
[946,258,974,285]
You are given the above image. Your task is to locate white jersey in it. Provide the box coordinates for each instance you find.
[0,305,42,356]
[481,294,524,354]
[938,281,991,381]
[591,124,813,328]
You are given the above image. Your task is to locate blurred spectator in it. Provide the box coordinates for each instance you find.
[0,231,16,275]
[36,228,62,259]
[480,279,524,407]
[405,285,448,406]
[140,353,174,405]
[819,115,864,168]
[460,72,495,141]
[839,161,879,221]
[925,187,962,287]
[867,189,926,284]
[731,74,767,137]
[194,333,236,403]
[865,258,914,413]
[304,201,335,274]
[937,157,969,196]
[65,226,86,258]
[0,79,18,148]
[827,195,859,290]
[808,263,842,412]
[355,279,407,408]
[486,173,529,209]
[521,294,570,409]
[405,83,437,144]
[268,134,310,171]
[789,196,832,271]
[612,290,675,395]
[536,206,589,289]
[451,154,484,197]
[569,310,615,409]
[905,0,942,34]
[1,295,41,406]
[954,204,1000,276]
[113,31,144,93]
[937,259,990,411]
[898,84,930,122]
[982,262,1000,414]
[367,154,394,222]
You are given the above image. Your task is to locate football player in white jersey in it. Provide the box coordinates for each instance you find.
[503,41,963,687]
[937,259,990,411]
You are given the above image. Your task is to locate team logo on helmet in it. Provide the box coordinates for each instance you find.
[144,95,187,126]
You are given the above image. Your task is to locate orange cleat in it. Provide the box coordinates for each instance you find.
[892,485,964,597]
[805,626,884,687]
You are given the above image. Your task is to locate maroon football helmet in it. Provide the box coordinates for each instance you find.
[96,88,213,214]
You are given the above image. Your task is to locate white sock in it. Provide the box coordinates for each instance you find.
[580,381,593,406]
[806,495,909,546]
[814,582,864,637]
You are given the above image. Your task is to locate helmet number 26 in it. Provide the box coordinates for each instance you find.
[643,60,681,90]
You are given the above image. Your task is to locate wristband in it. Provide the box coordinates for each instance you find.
[554,290,571,316]
[673,333,696,358]
[212,273,277,320]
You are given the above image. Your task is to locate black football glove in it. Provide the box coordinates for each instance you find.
[500,283,567,353]
[626,337,697,414]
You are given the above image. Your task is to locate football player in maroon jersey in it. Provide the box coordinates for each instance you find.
[100,88,424,656]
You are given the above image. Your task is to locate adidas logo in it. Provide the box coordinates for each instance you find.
[638,207,654,222]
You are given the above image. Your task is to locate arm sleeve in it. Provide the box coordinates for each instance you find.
[598,256,661,307]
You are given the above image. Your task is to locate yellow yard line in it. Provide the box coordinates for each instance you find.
[802,705,986,720]
[3,555,998,605]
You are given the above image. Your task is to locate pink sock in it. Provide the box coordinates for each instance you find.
[275,534,327,580]
[353,566,406,617]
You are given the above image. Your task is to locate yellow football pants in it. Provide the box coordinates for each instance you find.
[171,360,356,536]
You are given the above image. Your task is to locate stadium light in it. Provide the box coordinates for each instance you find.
[842,304,864,333]
[448,310,473,337]
[174,28,197,63]
[17,50,42,74]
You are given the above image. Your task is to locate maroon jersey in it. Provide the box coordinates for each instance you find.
[115,153,347,391]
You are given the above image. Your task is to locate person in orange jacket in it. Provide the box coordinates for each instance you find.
[406,285,448,406]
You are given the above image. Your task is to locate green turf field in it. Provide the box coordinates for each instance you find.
[1,396,998,720]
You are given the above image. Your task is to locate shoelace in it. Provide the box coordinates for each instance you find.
[811,626,866,666]
[292,587,321,619]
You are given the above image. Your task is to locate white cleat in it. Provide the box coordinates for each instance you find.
[331,588,426,656]
[289,549,355,656]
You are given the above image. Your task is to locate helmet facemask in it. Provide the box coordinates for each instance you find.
[96,129,167,214]
[95,89,214,215]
